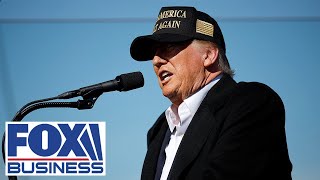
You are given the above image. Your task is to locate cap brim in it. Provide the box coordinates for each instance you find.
[130,33,193,61]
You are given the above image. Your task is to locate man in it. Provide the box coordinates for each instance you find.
[130,6,292,180]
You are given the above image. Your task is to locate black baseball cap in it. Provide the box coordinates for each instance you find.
[130,6,226,61]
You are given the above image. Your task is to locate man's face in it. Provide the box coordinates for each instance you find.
[152,40,207,105]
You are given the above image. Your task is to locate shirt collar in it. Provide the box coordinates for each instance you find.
[165,74,222,134]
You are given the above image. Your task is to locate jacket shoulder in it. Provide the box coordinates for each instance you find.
[224,81,285,124]
[235,81,283,105]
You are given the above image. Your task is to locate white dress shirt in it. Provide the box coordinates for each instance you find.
[160,74,222,180]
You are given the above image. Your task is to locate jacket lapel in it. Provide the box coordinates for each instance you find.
[141,113,168,180]
[168,74,237,179]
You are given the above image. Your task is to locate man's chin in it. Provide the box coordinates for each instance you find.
[162,91,183,105]
[162,90,173,99]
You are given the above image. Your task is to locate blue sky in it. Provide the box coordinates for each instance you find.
[0,0,320,179]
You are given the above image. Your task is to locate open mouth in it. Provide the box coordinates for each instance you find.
[160,71,173,82]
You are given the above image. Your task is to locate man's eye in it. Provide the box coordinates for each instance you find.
[166,44,175,49]
[166,44,181,52]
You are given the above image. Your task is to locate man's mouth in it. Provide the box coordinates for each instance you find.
[159,70,173,83]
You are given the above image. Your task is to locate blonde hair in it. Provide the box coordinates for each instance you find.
[193,39,235,77]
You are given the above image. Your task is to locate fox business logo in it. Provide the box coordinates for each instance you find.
[5,122,106,176]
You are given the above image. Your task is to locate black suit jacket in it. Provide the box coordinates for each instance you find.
[141,74,292,180]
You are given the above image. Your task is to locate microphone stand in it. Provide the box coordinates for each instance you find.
[1,90,102,180]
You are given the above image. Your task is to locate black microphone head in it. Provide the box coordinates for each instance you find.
[116,71,144,91]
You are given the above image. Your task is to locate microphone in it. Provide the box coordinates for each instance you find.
[58,71,144,99]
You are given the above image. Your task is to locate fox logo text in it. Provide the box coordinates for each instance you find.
[5,122,106,176]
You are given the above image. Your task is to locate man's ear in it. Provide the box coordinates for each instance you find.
[203,47,219,68]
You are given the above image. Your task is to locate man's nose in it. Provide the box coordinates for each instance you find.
[152,55,168,67]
